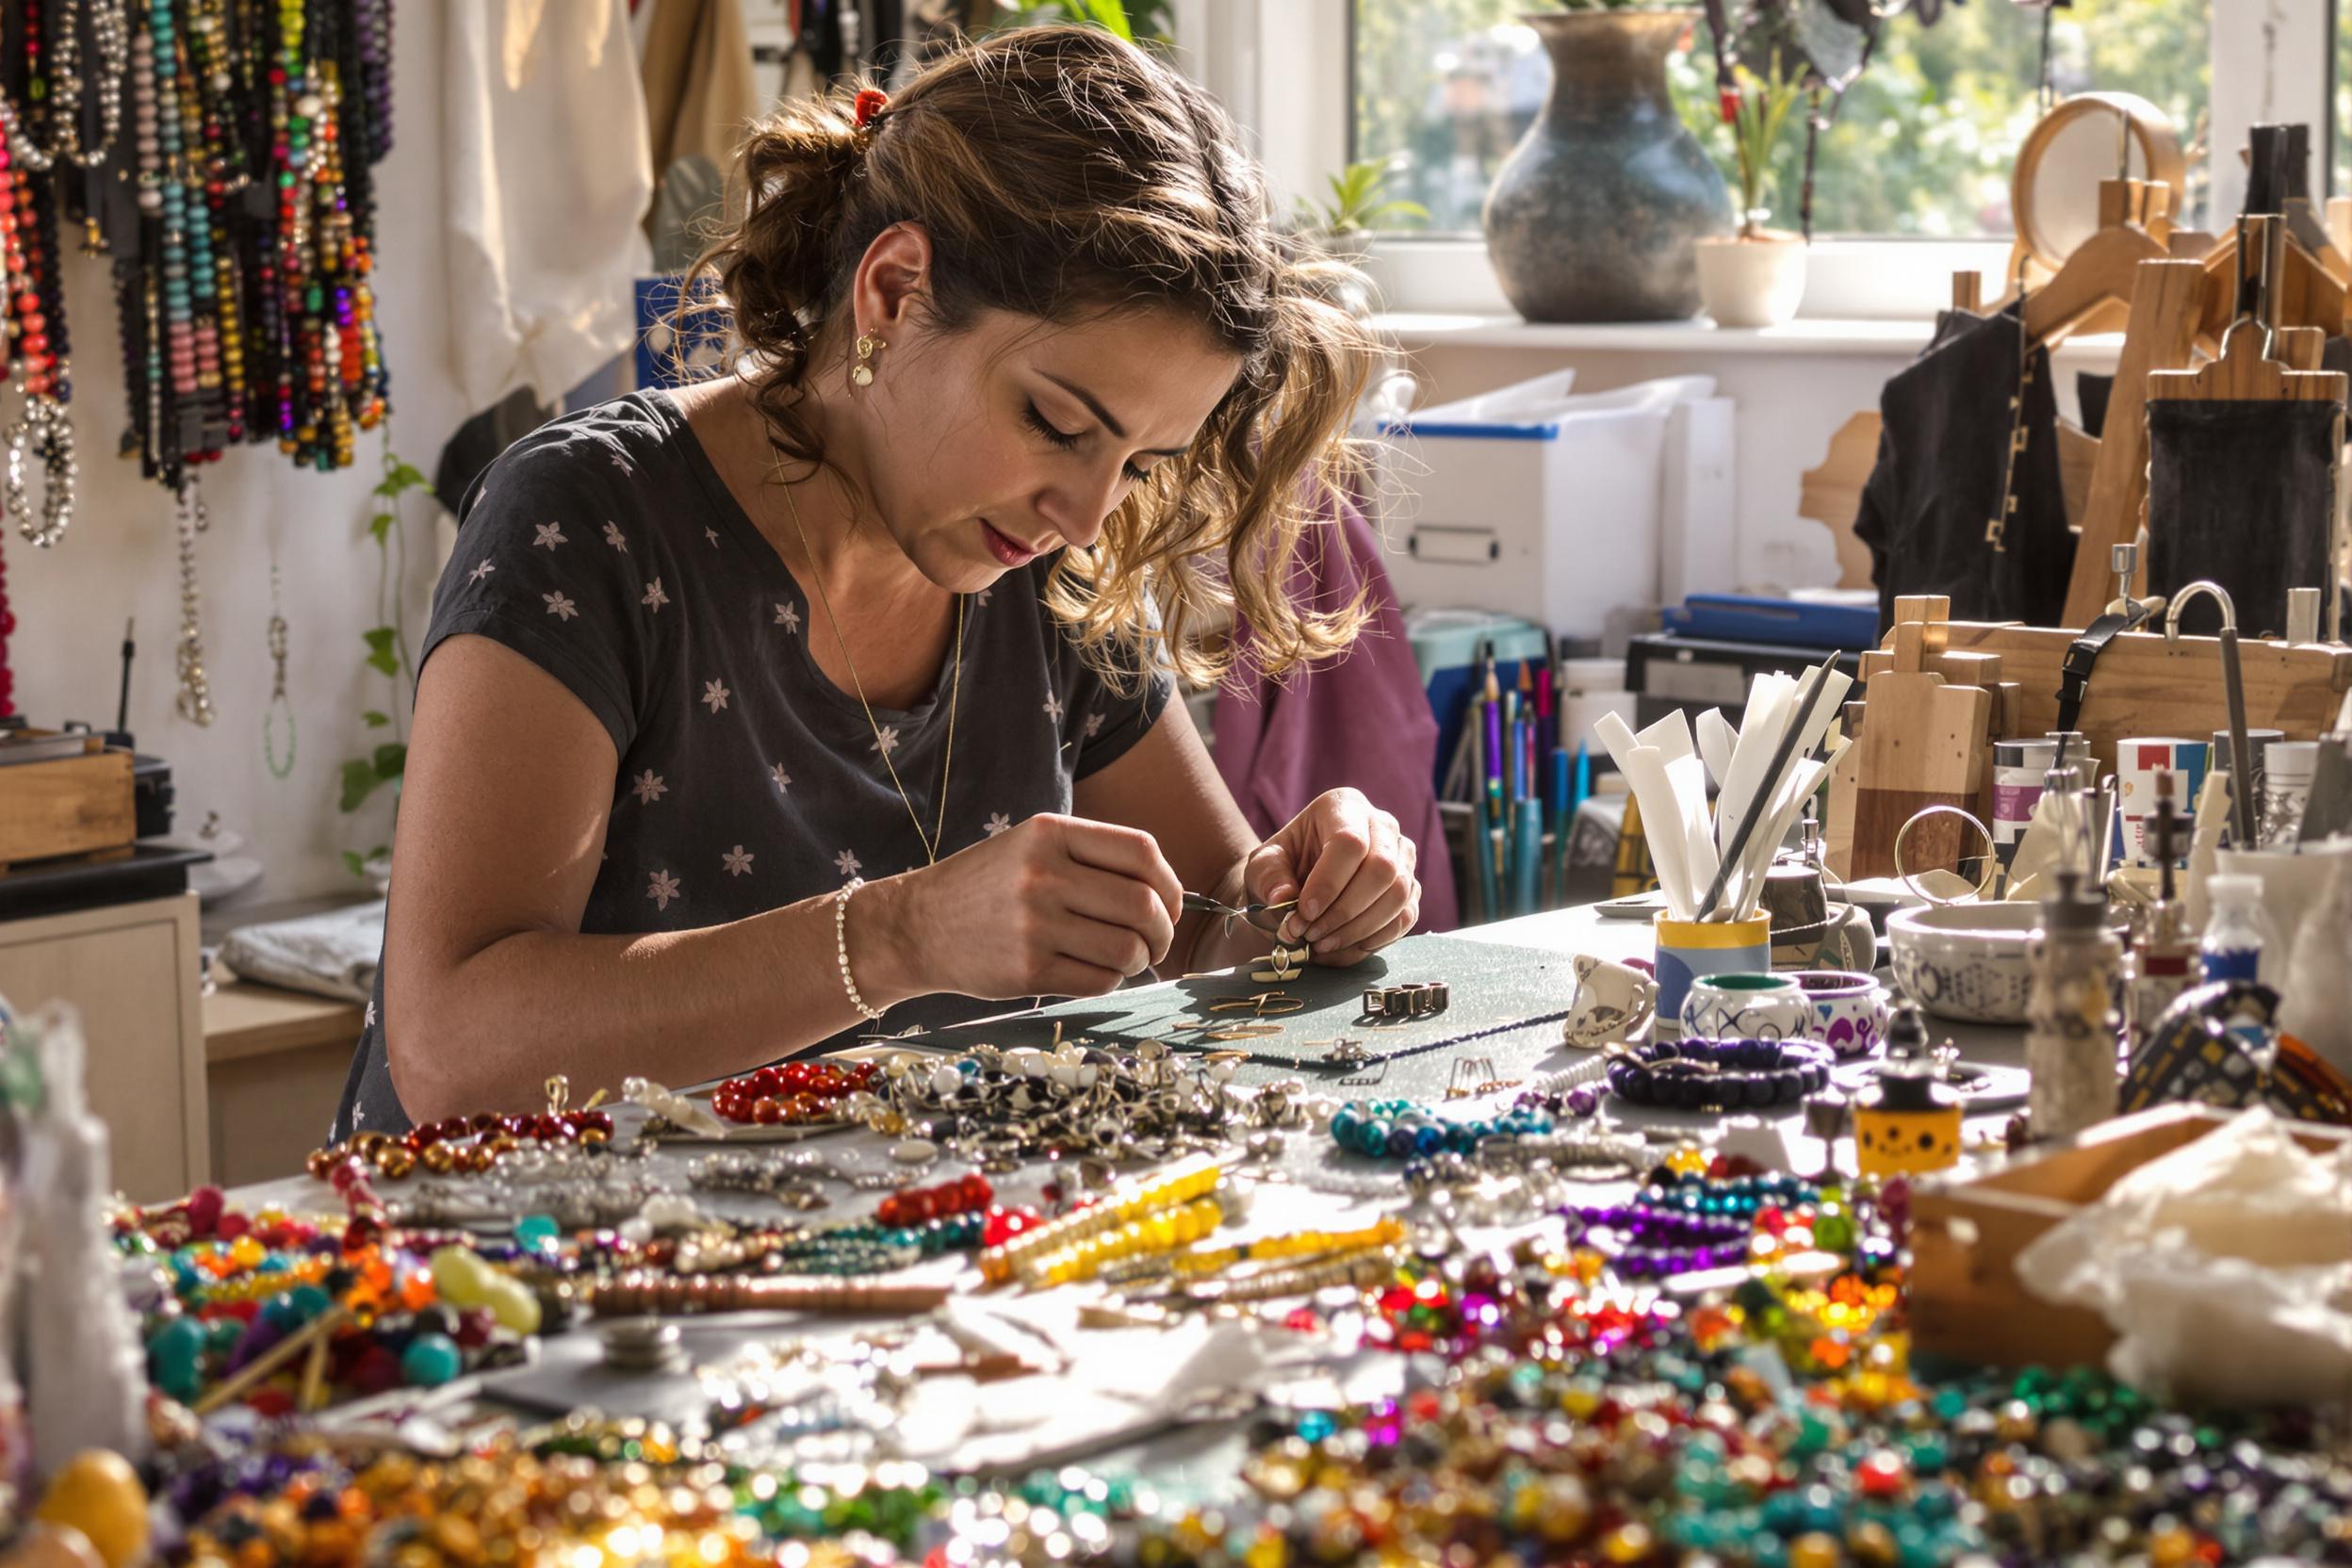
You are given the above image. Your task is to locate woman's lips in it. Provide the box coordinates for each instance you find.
[981,520,1037,566]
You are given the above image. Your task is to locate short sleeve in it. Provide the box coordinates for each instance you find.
[1065,597,1176,780]
[419,433,655,757]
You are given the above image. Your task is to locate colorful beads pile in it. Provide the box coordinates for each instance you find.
[1329,1096,1554,1158]
[711,1057,881,1124]
[304,1105,614,1182]
[1607,1036,1836,1109]
[874,1170,992,1229]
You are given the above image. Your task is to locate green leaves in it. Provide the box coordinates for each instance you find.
[337,744,405,813]
[362,710,390,728]
[368,510,395,545]
[1298,156,1428,239]
[373,457,429,500]
[363,626,400,677]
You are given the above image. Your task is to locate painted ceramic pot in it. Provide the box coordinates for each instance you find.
[1654,914,1770,1022]
[1678,972,1812,1042]
[1792,970,1893,1057]
[1481,9,1732,322]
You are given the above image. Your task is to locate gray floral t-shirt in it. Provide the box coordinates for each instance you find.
[333,391,1169,1137]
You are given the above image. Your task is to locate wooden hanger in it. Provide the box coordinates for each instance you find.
[2020,220,2169,346]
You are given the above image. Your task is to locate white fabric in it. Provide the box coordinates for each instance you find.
[2014,1107,2352,1408]
[220,899,389,1004]
[443,0,654,410]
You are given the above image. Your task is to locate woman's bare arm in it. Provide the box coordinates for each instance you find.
[381,634,916,1121]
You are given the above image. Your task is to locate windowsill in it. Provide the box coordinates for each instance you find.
[1373,311,2126,367]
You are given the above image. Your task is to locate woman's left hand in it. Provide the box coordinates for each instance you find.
[1240,788,1420,966]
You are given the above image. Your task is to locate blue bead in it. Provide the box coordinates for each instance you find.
[1384,1126,1418,1159]
[514,1215,560,1249]
[1358,1119,1391,1156]
[1413,1124,1444,1157]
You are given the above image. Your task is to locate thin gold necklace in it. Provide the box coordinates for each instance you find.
[772,461,965,865]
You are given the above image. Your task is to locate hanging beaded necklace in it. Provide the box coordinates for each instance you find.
[0,0,131,173]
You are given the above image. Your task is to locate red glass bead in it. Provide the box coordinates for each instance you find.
[957,1174,993,1211]
[751,1097,784,1126]
[1857,1451,1907,1497]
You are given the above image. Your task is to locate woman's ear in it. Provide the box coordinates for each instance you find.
[851,222,934,337]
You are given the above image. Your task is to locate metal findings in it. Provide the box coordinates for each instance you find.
[850,332,886,387]
[1251,942,1307,983]
[1363,981,1449,1022]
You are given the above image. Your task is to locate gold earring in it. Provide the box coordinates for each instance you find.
[851,332,886,387]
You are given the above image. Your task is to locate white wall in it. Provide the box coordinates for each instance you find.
[10,1,468,903]
[1394,334,2124,600]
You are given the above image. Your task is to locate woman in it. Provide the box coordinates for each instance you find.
[335,26,1421,1136]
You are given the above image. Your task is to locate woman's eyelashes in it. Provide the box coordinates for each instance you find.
[1021,401,1151,484]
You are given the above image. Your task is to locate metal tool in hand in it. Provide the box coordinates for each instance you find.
[1181,892,1299,936]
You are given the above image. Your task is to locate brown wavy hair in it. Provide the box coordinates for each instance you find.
[681,24,1379,691]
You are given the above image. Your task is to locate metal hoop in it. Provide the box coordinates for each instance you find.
[1893,804,2000,906]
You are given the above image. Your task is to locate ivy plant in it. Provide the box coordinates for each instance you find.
[338,437,431,878]
[1295,156,1429,241]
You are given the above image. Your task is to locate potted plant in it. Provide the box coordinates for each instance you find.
[1695,54,1807,327]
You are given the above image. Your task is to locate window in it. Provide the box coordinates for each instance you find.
[1352,0,2211,240]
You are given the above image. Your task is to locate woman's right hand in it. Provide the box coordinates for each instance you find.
[861,813,1183,1003]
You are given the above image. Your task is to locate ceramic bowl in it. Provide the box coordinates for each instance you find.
[1678,972,1813,1041]
[1886,902,2122,1024]
[1791,970,1892,1056]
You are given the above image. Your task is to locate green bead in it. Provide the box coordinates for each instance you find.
[401,1332,463,1387]
[147,1315,207,1400]
[514,1214,560,1249]
[284,1282,332,1323]
[205,1317,243,1357]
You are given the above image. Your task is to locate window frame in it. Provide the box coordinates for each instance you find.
[1194,0,2335,320]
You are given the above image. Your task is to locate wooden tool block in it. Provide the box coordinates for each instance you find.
[1849,607,1995,881]
[1798,413,1882,592]
[1893,621,2352,770]
[2060,258,2208,629]
[1821,702,1867,879]
[0,738,136,871]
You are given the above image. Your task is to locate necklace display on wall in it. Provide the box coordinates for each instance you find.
[172,474,212,725]
[0,0,129,172]
[262,558,290,775]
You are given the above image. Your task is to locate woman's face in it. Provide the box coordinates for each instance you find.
[852,302,1245,593]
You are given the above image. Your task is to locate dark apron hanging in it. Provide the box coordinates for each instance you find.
[1852,304,2076,633]
[2147,399,2340,639]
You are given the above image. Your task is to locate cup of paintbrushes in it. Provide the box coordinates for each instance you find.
[1653,911,1771,1029]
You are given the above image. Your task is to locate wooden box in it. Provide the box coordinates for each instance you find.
[1909,1103,2349,1370]
[0,733,136,870]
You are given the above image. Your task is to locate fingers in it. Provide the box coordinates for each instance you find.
[1300,815,1410,953]
[1283,818,1370,944]
[1241,840,1298,907]
[1052,912,1160,983]
[1314,898,1417,969]
[1057,816,1183,926]
[1060,861,1176,969]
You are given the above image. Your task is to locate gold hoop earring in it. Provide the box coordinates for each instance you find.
[850,332,886,388]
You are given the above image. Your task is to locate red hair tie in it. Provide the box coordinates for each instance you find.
[853,89,890,129]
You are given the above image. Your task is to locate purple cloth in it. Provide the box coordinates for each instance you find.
[1212,490,1460,933]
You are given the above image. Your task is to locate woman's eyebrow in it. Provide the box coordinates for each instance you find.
[1038,370,1189,457]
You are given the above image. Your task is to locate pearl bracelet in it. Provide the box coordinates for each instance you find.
[834,878,885,1021]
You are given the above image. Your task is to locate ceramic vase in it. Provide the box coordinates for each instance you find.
[1695,234,1808,327]
[1481,9,1732,322]
[1791,970,1893,1056]
[1678,972,1813,1041]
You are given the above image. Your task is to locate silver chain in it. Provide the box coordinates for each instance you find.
[173,476,214,725]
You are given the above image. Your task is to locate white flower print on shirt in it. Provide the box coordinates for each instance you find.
[642,578,670,612]
[647,869,681,910]
[544,591,580,621]
[770,762,792,793]
[630,770,668,806]
[603,521,629,553]
[835,849,863,879]
[873,725,900,757]
[1042,694,1064,724]
[775,602,802,633]
[705,527,722,548]
[364,999,376,1029]
[702,678,732,713]
[468,558,496,585]
[1083,710,1104,739]
[984,812,1013,837]
[723,845,754,876]
[533,522,567,550]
